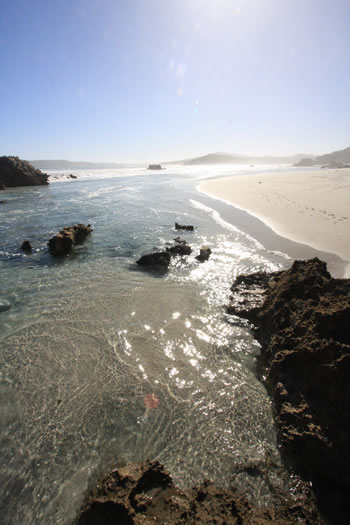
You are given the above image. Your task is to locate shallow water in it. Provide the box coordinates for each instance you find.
[0,166,305,523]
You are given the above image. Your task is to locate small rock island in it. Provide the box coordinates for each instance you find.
[147,164,163,170]
[0,156,49,189]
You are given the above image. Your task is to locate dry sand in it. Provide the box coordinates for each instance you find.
[200,169,350,263]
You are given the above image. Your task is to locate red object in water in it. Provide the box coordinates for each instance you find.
[144,393,159,409]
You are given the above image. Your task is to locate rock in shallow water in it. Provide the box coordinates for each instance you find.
[228,257,350,523]
[136,251,171,269]
[21,240,32,253]
[175,222,194,231]
[48,224,93,255]
[195,246,212,262]
[0,300,11,313]
[166,238,192,256]
[77,460,320,524]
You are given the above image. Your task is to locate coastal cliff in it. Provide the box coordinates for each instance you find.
[229,257,350,523]
[0,156,49,188]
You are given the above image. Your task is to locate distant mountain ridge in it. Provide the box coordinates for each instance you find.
[294,146,350,167]
[30,160,126,170]
[166,152,315,166]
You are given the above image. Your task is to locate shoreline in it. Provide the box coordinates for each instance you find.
[199,168,350,275]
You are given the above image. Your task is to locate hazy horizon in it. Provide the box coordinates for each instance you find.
[1,0,349,163]
[28,150,316,166]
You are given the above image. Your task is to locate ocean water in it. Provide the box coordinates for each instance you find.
[0,165,312,523]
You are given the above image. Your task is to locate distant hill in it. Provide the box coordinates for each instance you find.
[294,146,350,167]
[180,152,315,166]
[30,160,125,170]
[316,146,350,165]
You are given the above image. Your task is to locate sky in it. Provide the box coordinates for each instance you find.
[0,0,349,162]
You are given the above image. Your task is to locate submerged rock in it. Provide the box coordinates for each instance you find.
[228,257,350,523]
[136,251,171,269]
[0,300,11,313]
[48,224,93,255]
[77,460,320,524]
[0,156,49,188]
[195,246,212,262]
[175,222,194,231]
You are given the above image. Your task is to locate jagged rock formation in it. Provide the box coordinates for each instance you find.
[48,224,93,255]
[0,156,48,188]
[77,460,320,524]
[228,258,350,523]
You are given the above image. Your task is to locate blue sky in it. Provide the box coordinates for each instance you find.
[1,0,349,162]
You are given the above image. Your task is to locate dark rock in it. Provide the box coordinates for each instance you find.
[0,300,11,313]
[0,199,8,203]
[136,251,171,268]
[175,222,194,231]
[195,246,212,262]
[21,240,32,253]
[0,156,48,188]
[69,174,78,179]
[228,270,282,321]
[77,460,320,524]
[167,238,192,256]
[228,257,350,523]
[48,224,93,255]
[147,164,163,170]
[0,185,5,191]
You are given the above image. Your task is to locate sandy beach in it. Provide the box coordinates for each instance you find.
[200,168,350,263]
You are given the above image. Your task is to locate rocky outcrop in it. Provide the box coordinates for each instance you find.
[147,164,162,170]
[136,251,171,269]
[48,224,93,255]
[228,258,350,523]
[196,246,212,262]
[77,460,320,524]
[175,222,194,231]
[0,156,48,188]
